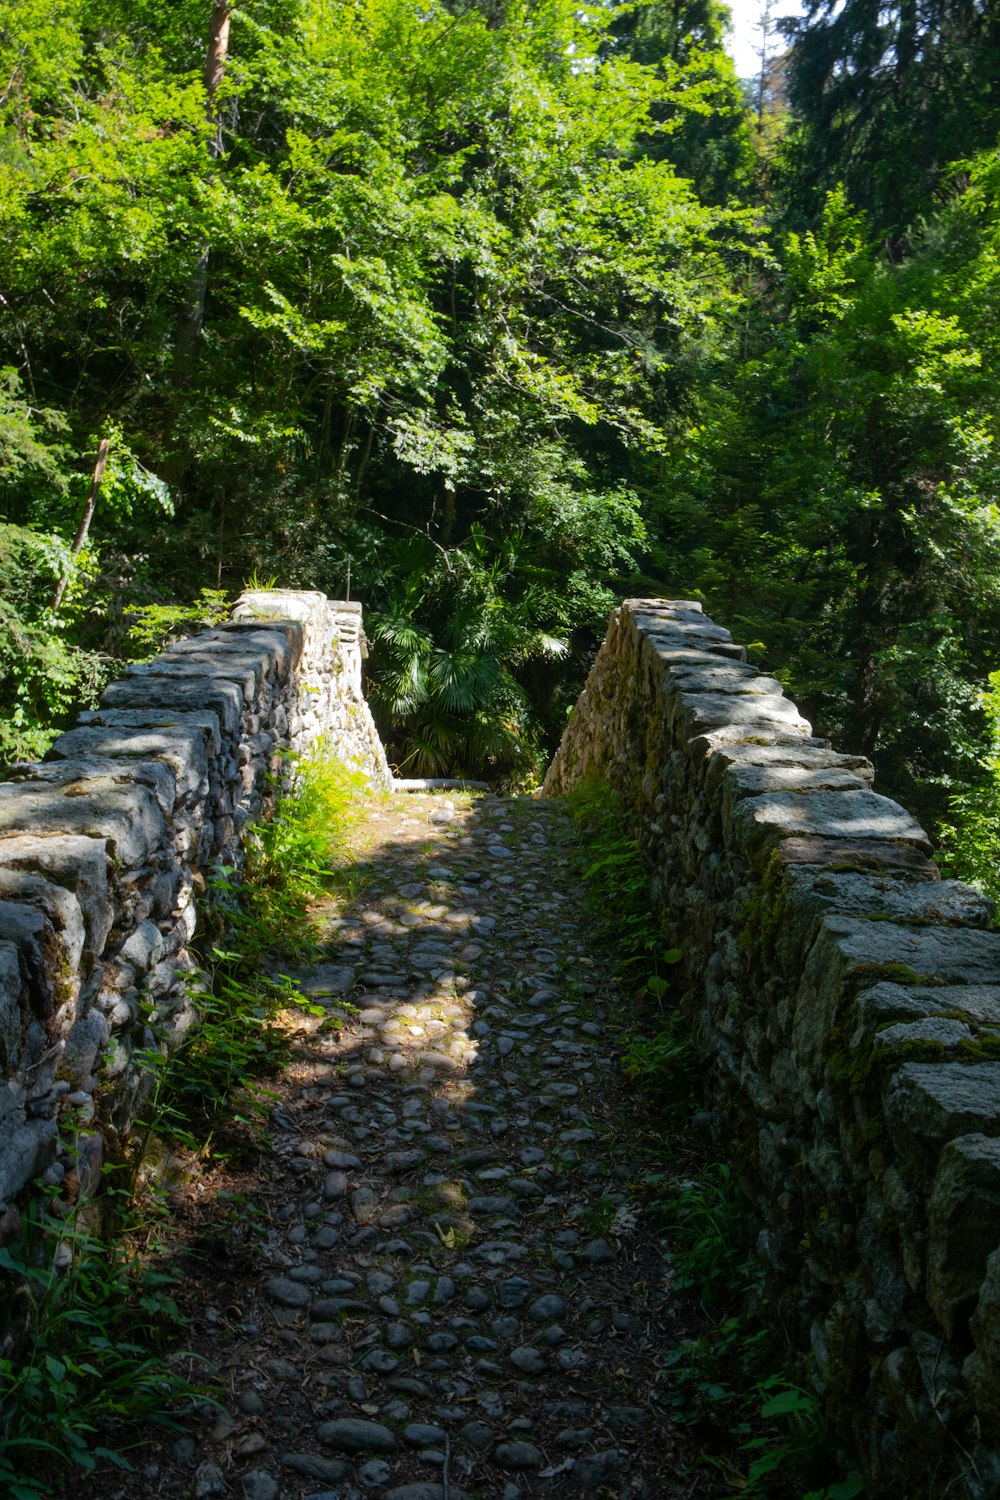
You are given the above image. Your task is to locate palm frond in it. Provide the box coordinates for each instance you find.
[399,709,466,777]
[427,648,503,713]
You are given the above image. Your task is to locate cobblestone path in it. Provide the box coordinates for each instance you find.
[110,792,700,1500]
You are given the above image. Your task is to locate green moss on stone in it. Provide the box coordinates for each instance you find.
[847,961,927,988]
[956,1032,1000,1063]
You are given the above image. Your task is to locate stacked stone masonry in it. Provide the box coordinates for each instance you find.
[544,598,1000,1499]
[0,590,389,1224]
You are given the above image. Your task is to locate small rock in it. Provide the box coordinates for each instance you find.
[494,1441,543,1470]
[317,1418,397,1454]
[323,1149,361,1169]
[358,1458,393,1487]
[424,1331,458,1352]
[389,1375,432,1397]
[460,1419,494,1450]
[578,1237,616,1265]
[211,1411,237,1442]
[289,1263,323,1284]
[555,1427,593,1449]
[384,1150,424,1173]
[240,1472,278,1500]
[498,1277,532,1308]
[404,1422,447,1446]
[265,1276,310,1308]
[468,1195,519,1216]
[282,1452,348,1481]
[234,1433,268,1458]
[359,1348,398,1374]
[509,1346,546,1375]
[308,1321,341,1344]
[577,1450,624,1489]
[605,1406,648,1431]
[528,1294,565,1321]
[352,1187,378,1223]
[385,1485,471,1500]
[193,1461,228,1498]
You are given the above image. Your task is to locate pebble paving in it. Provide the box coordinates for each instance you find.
[117,792,696,1500]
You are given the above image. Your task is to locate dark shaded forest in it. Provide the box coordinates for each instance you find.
[2,0,1000,886]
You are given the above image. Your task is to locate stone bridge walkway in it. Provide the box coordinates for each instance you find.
[93,792,706,1500]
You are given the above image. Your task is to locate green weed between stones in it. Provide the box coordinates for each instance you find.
[133,744,366,1164]
[566,778,865,1500]
[224,742,369,964]
[0,746,366,1496]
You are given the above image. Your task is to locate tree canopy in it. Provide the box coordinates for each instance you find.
[3,0,1000,878]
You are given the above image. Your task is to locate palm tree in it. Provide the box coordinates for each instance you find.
[367,538,566,782]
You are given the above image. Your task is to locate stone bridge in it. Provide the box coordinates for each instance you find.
[1,589,1000,1499]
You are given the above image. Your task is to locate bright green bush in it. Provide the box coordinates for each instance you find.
[233,744,367,961]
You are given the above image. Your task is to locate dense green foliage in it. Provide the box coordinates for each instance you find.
[660,179,1000,826]
[2,0,1000,861]
[0,0,746,775]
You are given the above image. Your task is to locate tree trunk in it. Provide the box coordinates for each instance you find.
[174,2,232,376]
[755,0,775,132]
[52,436,111,611]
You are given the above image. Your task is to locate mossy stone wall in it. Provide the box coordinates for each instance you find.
[545,598,1000,1499]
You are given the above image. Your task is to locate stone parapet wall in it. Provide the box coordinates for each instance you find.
[0,590,389,1224]
[544,598,1000,1499]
